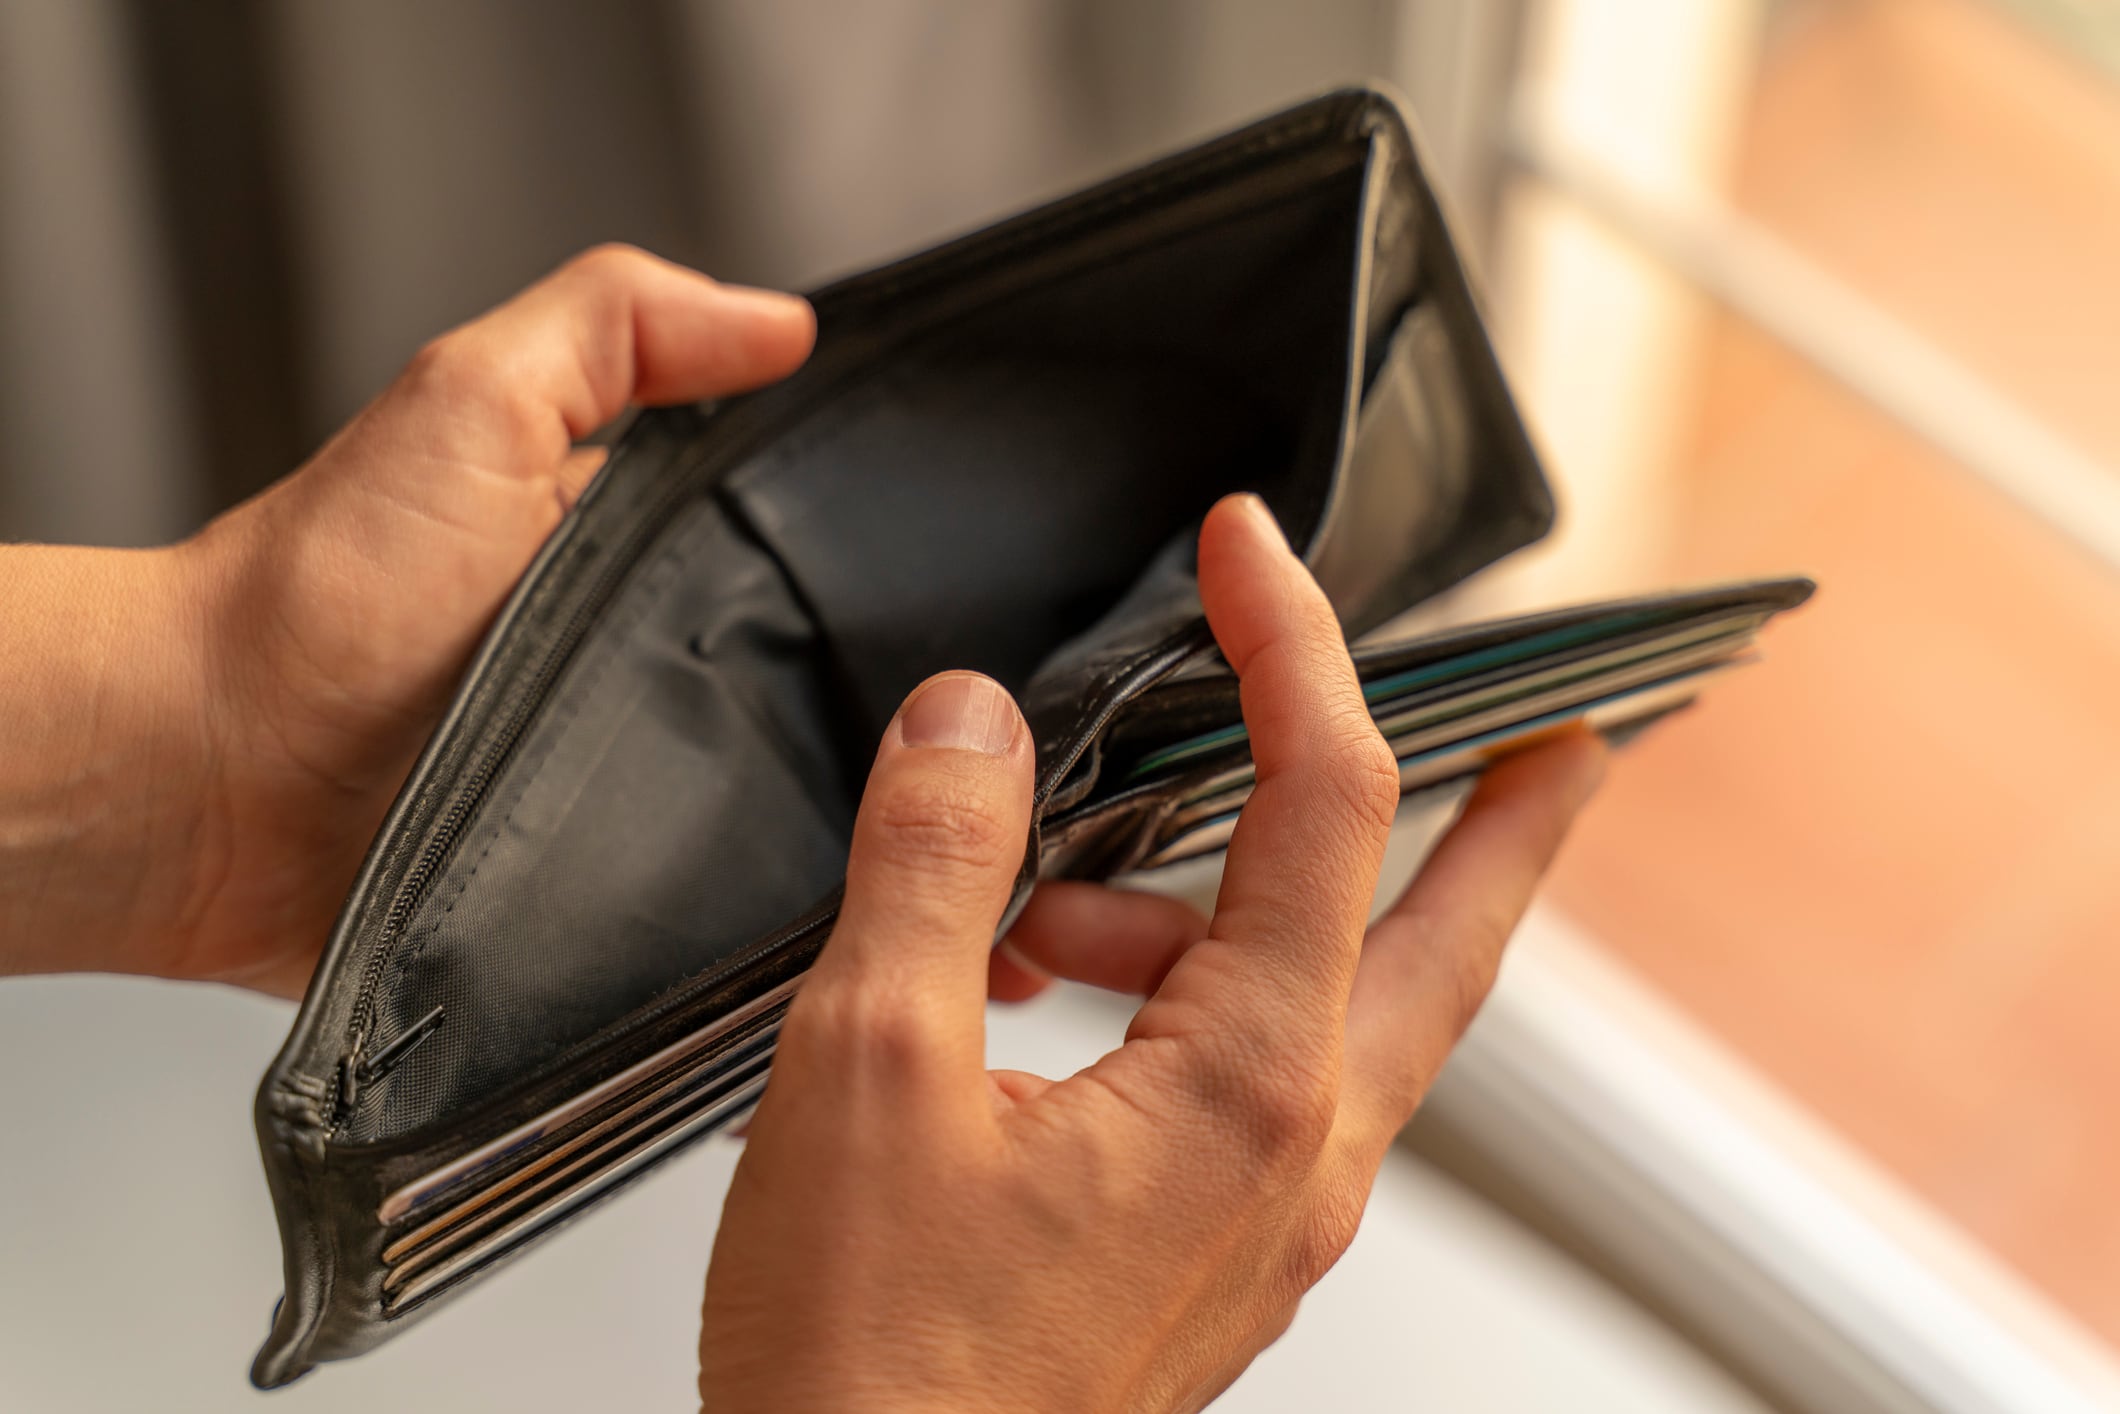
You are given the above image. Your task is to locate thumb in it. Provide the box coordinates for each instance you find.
[802,672,1036,1078]
[307,246,814,541]
[199,247,816,782]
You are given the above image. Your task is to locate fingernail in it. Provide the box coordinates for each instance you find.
[1232,492,1289,551]
[897,674,1019,754]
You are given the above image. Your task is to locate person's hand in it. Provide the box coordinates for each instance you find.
[698,494,1606,1413]
[0,247,814,997]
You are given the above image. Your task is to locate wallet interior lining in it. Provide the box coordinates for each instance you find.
[337,165,1368,1146]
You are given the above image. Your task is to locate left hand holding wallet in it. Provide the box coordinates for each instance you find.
[0,247,816,1000]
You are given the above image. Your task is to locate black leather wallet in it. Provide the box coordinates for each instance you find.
[250,87,1809,1386]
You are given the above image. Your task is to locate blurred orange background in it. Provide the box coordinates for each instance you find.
[1540,0,2120,1343]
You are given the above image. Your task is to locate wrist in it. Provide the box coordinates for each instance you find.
[0,542,221,981]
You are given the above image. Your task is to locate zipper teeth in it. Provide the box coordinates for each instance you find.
[330,461,707,1133]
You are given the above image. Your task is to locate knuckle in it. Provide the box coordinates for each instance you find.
[562,241,655,285]
[790,981,938,1074]
[866,774,1022,881]
[844,999,934,1070]
[1236,1066,1338,1165]
[1441,935,1506,1040]
[1289,1182,1367,1284]
[1334,725,1404,835]
[402,329,493,395]
[1375,897,1512,1047]
[399,331,538,436]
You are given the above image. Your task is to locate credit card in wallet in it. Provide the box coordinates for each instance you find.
[1162,615,1763,817]
[1126,602,1759,782]
[367,979,797,1312]
[1362,610,1765,727]
[1137,663,1734,869]
[1164,645,1749,835]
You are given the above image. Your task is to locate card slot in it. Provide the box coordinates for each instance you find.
[383,1047,777,1295]
[381,1068,773,1314]
[1134,610,1688,778]
[378,976,800,1224]
[1164,627,1759,827]
[380,1023,783,1266]
[1137,664,1737,870]
[1124,606,1678,779]
[1365,630,1754,759]
[1363,610,1766,722]
[1102,580,1812,787]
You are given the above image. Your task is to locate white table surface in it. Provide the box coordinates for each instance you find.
[0,967,1768,1413]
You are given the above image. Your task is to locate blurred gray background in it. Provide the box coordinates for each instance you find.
[0,0,1516,547]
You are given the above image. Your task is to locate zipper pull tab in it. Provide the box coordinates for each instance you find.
[333,1046,364,1126]
[332,1005,446,1125]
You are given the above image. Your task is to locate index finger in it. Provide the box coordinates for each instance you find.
[1126,495,1400,1057]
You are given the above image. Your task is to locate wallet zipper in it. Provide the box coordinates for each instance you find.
[334,1004,446,1121]
[328,433,746,1133]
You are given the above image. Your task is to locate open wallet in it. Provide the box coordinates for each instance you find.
[250,86,1811,1386]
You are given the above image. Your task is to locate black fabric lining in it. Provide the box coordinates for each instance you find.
[337,164,1363,1145]
[341,499,845,1141]
[317,153,1366,1137]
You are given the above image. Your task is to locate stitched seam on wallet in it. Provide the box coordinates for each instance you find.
[313,424,712,1131]
[382,512,707,982]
